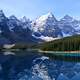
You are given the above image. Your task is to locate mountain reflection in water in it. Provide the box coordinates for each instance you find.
[0,51,80,80]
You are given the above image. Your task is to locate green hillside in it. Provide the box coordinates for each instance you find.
[39,35,80,51]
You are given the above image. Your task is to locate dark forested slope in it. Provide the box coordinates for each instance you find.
[40,35,80,51]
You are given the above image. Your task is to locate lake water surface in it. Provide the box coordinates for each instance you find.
[0,51,80,80]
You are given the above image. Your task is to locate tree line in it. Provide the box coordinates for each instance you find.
[40,35,80,51]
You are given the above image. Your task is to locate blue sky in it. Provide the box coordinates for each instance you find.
[0,0,80,20]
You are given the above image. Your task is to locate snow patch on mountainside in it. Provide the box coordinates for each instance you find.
[39,35,59,42]
[32,34,59,42]
[62,32,72,37]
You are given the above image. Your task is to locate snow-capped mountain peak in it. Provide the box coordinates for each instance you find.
[32,12,57,32]
[60,15,74,22]
[9,15,18,20]
[32,12,63,40]
[20,16,30,23]
[9,15,22,26]
[63,15,72,19]
[35,12,56,22]
[0,10,7,22]
[0,10,5,16]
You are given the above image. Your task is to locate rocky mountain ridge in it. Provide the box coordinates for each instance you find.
[0,10,80,44]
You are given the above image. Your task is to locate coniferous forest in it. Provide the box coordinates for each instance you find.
[39,35,80,51]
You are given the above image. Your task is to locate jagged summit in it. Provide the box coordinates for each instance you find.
[0,10,7,22]
[21,16,28,22]
[0,10,5,15]
[43,12,54,18]
[32,12,62,39]
[35,12,56,22]
[32,12,57,27]
[64,15,72,19]
[9,15,18,20]
[20,16,31,23]
[61,14,73,21]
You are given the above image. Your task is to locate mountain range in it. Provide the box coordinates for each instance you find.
[0,10,80,45]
